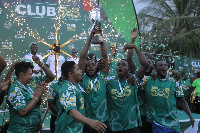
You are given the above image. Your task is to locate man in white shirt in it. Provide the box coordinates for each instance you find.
[24,43,44,76]
[66,49,79,64]
[46,53,65,79]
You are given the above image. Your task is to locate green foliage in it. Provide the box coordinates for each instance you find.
[138,0,200,57]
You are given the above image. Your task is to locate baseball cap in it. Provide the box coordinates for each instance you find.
[22,59,33,65]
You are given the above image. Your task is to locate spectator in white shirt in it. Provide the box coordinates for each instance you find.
[46,53,65,79]
[24,43,44,76]
[66,49,79,64]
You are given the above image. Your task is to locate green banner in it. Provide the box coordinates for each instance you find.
[99,0,139,47]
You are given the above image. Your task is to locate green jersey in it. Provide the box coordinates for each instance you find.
[138,76,147,117]
[11,75,46,89]
[192,78,200,97]
[108,53,124,78]
[7,80,41,133]
[181,79,191,96]
[106,75,141,131]
[141,76,184,131]
[55,80,85,133]
[80,72,108,122]
[47,80,63,116]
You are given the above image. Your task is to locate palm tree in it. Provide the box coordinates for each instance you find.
[138,0,200,57]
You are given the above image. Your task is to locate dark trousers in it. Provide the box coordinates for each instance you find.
[107,127,140,133]
[140,116,152,133]
[50,115,57,133]
[194,96,200,114]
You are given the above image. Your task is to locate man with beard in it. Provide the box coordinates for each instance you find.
[54,61,107,133]
[106,32,149,132]
[141,60,195,133]
[24,43,44,76]
[78,26,109,133]
[6,61,46,133]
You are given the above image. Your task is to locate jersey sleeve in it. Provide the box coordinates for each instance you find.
[59,86,77,112]
[7,87,26,111]
[175,81,184,97]
[47,83,56,102]
[10,76,17,84]
[140,76,150,90]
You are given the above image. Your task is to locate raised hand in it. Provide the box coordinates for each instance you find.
[123,44,137,53]
[97,59,105,72]
[34,81,46,100]
[32,55,41,65]
[110,43,117,52]
[0,77,9,92]
[127,73,136,86]
[91,25,103,36]
[131,28,138,40]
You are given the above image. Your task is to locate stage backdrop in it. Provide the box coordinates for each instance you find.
[0,0,139,77]
[0,0,140,129]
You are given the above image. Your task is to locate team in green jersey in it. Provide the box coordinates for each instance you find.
[3,26,196,133]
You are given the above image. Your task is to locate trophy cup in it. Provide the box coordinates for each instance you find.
[89,8,103,44]
[91,21,104,44]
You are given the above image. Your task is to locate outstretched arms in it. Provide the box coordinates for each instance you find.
[124,28,148,80]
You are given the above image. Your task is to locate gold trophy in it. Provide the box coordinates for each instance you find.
[91,21,104,44]
[89,8,103,44]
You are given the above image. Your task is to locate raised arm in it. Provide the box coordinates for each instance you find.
[32,55,55,83]
[5,62,17,81]
[0,54,7,73]
[78,26,98,71]
[0,78,9,105]
[124,44,148,80]
[99,28,109,73]
[126,28,138,72]
[78,34,92,71]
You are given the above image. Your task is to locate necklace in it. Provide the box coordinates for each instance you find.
[118,79,127,94]
[17,81,34,94]
[90,77,98,89]
[68,81,85,93]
